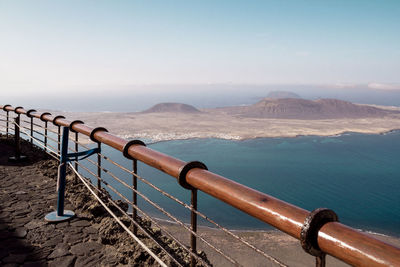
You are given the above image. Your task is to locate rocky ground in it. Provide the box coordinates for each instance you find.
[0,135,210,266]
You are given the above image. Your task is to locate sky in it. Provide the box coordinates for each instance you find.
[1,0,400,100]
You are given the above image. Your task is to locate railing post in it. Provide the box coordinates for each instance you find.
[300,208,338,267]
[132,158,138,235]
[190,189,198,267]
[69,120,84,183]
[89,127,108,191]
[30,117,33,144]
[122,140,146,236]
[6,110,9,137]
[57,125,61,154]
[9,115,27,162]
[178,161,208,267]
[40,112,51,152]
[44,121,48,152]
[75,132,79,175]
[13,116,21,159]
[316,255,326,267]
[53,115,67,155]
[26,109,36,145]
[45,126,75,222]
[97,142,101,190]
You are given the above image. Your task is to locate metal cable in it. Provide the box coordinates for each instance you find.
[32,121,43,128]
[75,159,240,266]
[68,137,286,266]
[67,145,211,265]
[72,161,191,266]
[74,160,212,266]
[13,123,60,160]
[44,134,60,144]
[32,129,45,137]
[68,163,169,267]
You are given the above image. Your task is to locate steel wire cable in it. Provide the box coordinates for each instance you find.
[32,129,45,137]
[46,127,59,135]
[72,161,192,267]
[74,159,240,266]
[68,163,169,267]
[66,146,216,265]
[32,121,44,128]
[32,136,45,143]
[44,134,60,144]
[20,125,31,131]
[14,125,60,160]
[73,160,213,267]
[69,137,287,266]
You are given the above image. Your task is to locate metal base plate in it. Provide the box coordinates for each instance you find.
[8,155,27,162]
[45,210,75,222]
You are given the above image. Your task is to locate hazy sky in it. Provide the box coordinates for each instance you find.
[1,0,400,97]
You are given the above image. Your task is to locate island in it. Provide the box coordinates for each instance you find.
[56,98,400,143]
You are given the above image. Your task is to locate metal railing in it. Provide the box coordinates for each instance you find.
[1,104,399,267]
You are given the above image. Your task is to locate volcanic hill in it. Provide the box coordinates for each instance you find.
[143,103,201,113]
[215,98,394,119]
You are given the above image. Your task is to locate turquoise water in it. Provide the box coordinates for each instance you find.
[80,131,400,237]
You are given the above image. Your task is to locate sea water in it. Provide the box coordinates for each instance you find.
[78,131,400,237]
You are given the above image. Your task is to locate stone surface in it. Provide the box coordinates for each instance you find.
[48,255,76,267]
[48,243,70,259]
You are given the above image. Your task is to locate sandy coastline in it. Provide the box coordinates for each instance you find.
[157,220,400,267]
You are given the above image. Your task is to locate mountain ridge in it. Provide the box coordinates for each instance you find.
[214,98,395,119]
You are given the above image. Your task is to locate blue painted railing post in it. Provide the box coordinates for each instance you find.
[45,126,75,222]
[57,126,69,216]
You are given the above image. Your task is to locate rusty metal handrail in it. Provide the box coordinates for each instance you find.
[2,104,400,266]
